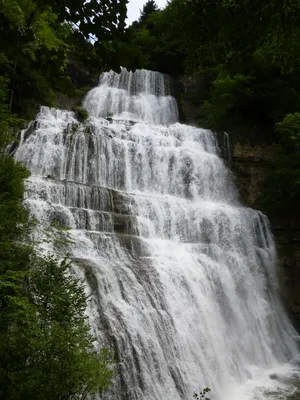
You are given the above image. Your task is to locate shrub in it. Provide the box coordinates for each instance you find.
[0,255,114,400]
[203,73,253,130]
[73,106,89,122]
[275,112,300,152]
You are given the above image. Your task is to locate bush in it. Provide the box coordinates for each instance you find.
[202,73,253,130]
[261,113,300,217]
[0,137,113,400]
[0,255,114,400]
[275,112,300,152]
[73,106,89,122]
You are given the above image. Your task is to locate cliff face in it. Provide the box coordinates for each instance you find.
[230,149,300,324]
[177,75,300,322]
[232,143,274,207]
[232,142,300,322]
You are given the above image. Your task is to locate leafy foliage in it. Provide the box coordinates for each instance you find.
[0,256,114,400]
[0,0,128,121]
[0,96,114,398]
[275,112,300,152]
[0,134,114,398]
[203,73,254,130]
[0,120,114,398]
[124,0,300,217]
[0,0,125,391]
[0,71,22,147]
[125,0,300,129]
[73,106,89,122]
[261,113,300,216]
[0,153,31,274]
[122,1,184,74]
[139,0,159,23]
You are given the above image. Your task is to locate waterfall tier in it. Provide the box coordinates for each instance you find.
[14,69,299,400]
[83,68,178,125]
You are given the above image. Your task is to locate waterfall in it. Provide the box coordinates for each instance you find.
[14,68,299,400]
[83,69,178,125]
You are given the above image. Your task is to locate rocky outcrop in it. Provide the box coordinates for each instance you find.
[175,74,208,126]
[232,142,274,207]
[231,140,300,322]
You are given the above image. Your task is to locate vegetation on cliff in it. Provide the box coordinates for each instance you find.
[1,0,300,395]
[0,120,114,400]
[0,0,128,120]
[125,0,300,130]
[123,0,300,217]
[0,0,128,398]
[262,112,300,216]
[0,112,114,400]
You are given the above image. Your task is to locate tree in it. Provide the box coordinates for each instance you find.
[44,0,128,42]
[0,86,113,399]
[0,151,31,276]
[139,0,159,23]
[202,73,254,130]
[123,1,184,74]
[276,112,300,152]
[123,0,300,220]
[261,112,300,217]
[0,72,21,147]
[0,0,129,120]
[0,255,114,400]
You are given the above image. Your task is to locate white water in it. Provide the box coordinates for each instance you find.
[14,68,299,400]
[83,69,178,125]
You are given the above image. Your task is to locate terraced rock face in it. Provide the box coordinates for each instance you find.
[14,69,299,400]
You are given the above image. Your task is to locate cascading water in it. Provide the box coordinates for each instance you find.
[14,68,299,400]
[84,69,178,125]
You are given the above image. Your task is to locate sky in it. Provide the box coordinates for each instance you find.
[126,0,168,25]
